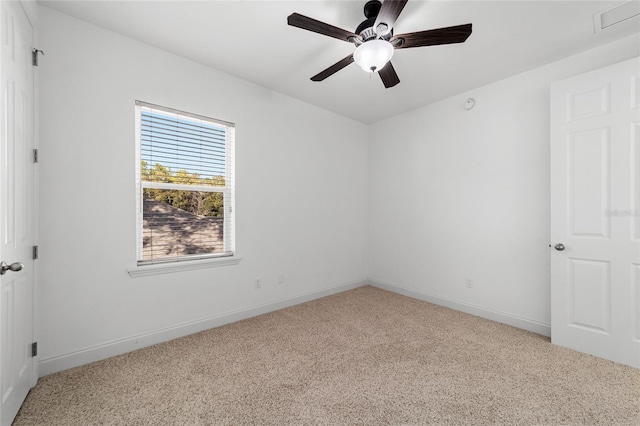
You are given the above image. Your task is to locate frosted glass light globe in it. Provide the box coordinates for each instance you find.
[353,40,394,73]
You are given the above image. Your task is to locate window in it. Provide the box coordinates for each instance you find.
[135,101,235,265]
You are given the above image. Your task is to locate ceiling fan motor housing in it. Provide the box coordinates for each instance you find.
[356,18,394,41]
[356,0,393,42]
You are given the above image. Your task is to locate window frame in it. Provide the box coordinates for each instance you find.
[133,100,237,269]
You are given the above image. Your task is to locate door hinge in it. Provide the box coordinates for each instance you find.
[33,149,38,163]
[31,342,37,357]
[32,49,44,66]
[32,245,38,260]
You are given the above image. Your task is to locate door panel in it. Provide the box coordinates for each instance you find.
[567,128,610,237]
[567,258,611,333]
[567,84,609,120]
[633,265,640,342]
[0,1,35,424]
[633,124,640,240]
[551,57,640,368]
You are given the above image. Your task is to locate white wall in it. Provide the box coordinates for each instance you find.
[37,7,368,374]
[368,35,640,334]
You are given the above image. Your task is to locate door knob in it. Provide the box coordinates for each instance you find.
[554,243,565,251]
[0,261,23,275]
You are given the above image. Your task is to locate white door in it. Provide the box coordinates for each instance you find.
[550,57,640,368]
[0,1,36,424]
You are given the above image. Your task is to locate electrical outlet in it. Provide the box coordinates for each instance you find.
[466,278,473,288]
[255,278,262,289]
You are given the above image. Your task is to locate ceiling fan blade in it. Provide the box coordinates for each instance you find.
[374,0,408,35]
[288,13,361,43]
[378,61,400,88]
[391,23,472,49]
[311,54,355,82]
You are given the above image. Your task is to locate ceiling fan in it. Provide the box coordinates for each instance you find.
[287,0,472,88]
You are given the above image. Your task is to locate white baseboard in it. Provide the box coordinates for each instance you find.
[368,278,551,337]
[39,278,550,377]
[38,279,367,377]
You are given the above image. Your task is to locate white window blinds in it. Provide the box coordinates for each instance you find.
[135,101,235,265]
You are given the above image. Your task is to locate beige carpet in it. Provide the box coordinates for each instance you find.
[14,286,640,425]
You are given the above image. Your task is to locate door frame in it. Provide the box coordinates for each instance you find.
[23,0,39,386]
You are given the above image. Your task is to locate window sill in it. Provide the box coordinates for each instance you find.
[128,256,242,278]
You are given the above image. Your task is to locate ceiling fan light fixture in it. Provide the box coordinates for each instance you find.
[353,39,394,73]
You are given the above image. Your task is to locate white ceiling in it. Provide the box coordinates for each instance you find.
[40,0,640,123]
